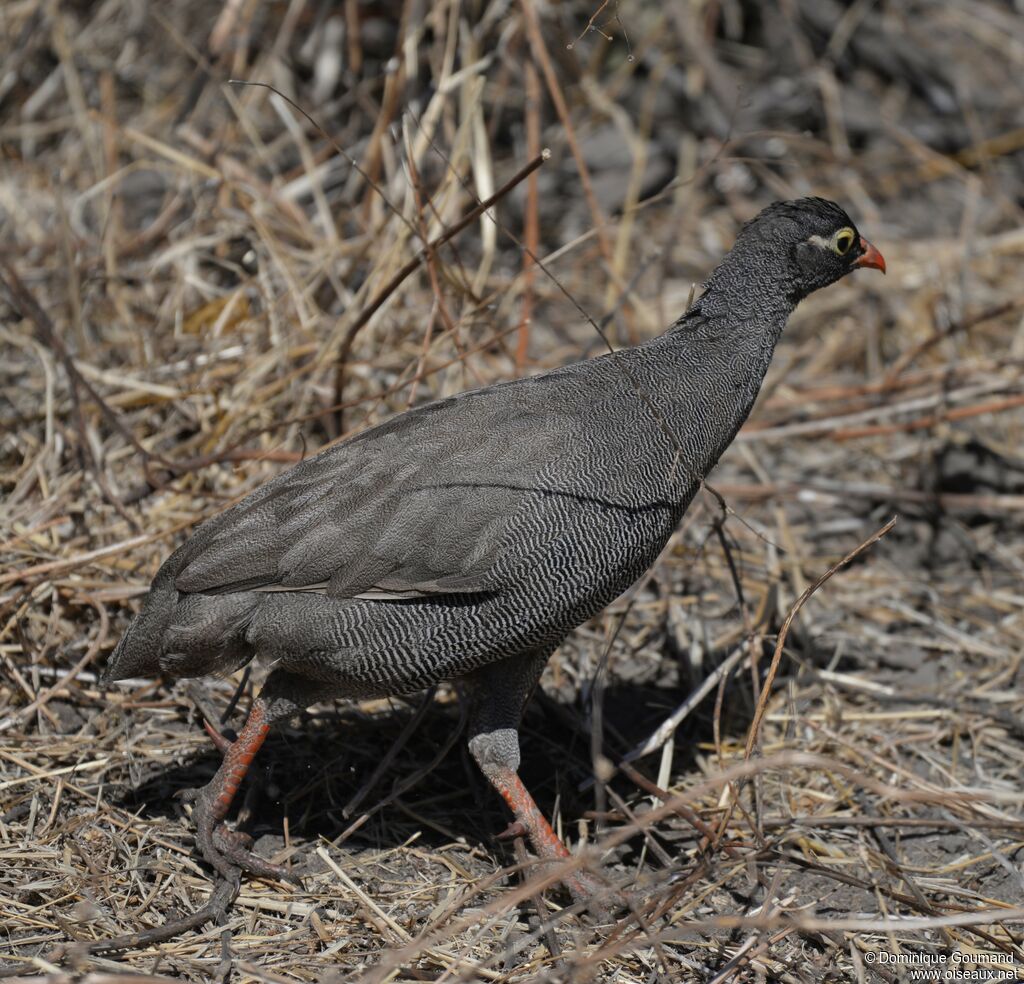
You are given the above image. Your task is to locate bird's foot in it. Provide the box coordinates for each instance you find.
[485,766,627,918]
[504,829,627,917]
[177,782,301,886]
[175,703,299,887]
[212,822,302,886]
[549,860,630,920]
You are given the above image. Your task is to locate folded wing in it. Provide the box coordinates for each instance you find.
[171,376,581,600]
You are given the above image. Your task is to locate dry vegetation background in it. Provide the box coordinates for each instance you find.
[3,0,1024,981]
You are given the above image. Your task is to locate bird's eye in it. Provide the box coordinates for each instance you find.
[833,228,855,256]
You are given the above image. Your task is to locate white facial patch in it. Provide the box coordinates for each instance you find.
[807,234,833,249]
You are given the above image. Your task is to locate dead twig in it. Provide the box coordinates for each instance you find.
[331,148,550,430]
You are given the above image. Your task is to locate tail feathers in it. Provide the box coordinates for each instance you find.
[159,593,259,679]
[100,580,178,685]
[102,583,260,686]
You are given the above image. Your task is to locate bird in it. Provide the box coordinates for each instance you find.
[102,197,885,901]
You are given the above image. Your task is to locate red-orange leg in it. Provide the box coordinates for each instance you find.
[185,699,299,884]
[207,705,270,823]
[490,768,571,860]
[487,766,612,906]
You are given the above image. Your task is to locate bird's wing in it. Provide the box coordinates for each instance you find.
[171,376,580,599]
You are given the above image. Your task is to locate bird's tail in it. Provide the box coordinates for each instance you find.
[100,575,179,686]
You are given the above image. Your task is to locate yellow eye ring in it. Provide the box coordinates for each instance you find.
[834,228,855,256]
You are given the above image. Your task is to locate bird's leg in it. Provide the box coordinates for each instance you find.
[475,733,573,856]
[182,697,299,884]
[469,726,606,904]
[464,650,610,907]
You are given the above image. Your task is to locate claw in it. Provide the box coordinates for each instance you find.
[203,719,235,754]
[497,820,529,840]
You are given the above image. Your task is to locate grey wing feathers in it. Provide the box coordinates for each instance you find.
[170,379,577,600]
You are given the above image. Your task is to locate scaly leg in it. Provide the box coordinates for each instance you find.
[464,650,608,905]
[180,697,301,883]
[180,671,318,884]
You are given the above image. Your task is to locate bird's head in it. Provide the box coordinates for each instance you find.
[727,197,885,302]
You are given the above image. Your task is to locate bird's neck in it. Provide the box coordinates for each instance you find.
[669,261,798,393]
[693,249,800,335]
[667,277,796,383]
[630,283,798,487]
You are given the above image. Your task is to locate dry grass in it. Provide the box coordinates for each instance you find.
[3,0,1024,981]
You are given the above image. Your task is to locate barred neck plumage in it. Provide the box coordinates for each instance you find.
[675,238,800,342]
[612,261,801,493]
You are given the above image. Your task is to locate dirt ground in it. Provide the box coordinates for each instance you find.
[2,1,1024,981]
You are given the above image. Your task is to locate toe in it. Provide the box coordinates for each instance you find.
[561,869,629,920]
[211,824,300,886]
